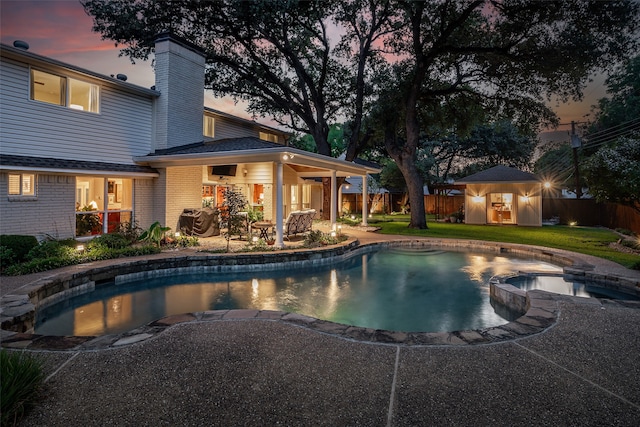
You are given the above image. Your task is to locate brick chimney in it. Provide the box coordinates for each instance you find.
[153,32,205,151]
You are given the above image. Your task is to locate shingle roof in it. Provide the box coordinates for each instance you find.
[0,154,157,174]
[456,165,540,183]
[146,137,283,156]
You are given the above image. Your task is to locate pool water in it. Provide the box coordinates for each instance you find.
[507,275,640,300]
[36,249,568,336]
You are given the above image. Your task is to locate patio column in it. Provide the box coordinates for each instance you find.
[361,175,368,226]
[275,162,284,248]
[330,169,337,230]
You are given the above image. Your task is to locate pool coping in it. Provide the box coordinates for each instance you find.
[2,237,639,350]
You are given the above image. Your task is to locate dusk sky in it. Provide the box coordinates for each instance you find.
[1,0,611,139]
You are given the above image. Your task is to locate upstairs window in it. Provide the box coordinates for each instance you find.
[259,132,278,143]
[203,115,215,137]
[8,173,36,196]
[31,69,100,113]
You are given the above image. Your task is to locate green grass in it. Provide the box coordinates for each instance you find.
[361,215,639,269]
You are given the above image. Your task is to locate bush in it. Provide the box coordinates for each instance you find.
[0,235,38,263]
[1,246,16,271]
[3,256,79,276]
[1,350,44,427]
[3,244,161,276]
[302,230,347,248]
[171,235,200,248]
[116,221,141,243]
[26,239,77,261]
[615,228,635,236]
[89,233,131,250]
[620,239,640,251]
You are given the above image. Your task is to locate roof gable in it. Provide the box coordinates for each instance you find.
[456,165,540,183]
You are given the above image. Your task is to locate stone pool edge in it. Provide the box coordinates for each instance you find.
[2,237,639,351]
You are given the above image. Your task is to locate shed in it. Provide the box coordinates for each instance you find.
[456,165,542,226]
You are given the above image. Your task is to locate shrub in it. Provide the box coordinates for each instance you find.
[3,256,79,276]
[0,246,16,271]
[117,221,141,243]
[3,244,160,276]
[171,235,199,248]
[0,235,38,263]
[1,350,44,427]
[26,239,77,261]
[615,228,634,236]
[620,239,640,251]
[89,233,131,250]
[302,230,347,248]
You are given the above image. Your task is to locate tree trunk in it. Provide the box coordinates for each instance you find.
[395,155,427,229]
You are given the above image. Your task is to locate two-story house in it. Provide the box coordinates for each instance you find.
[0,33,378,247]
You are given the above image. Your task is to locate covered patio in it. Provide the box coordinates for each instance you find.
[135,138,380,248]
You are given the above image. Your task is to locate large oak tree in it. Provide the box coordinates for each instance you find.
[372,0,639,228]
[81,0,394,219]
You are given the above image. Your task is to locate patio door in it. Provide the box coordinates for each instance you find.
[488,193,514,224]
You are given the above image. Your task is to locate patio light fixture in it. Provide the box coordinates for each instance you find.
[472,195,484,203]
[282,153,295,161]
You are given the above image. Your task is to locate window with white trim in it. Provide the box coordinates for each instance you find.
[8,173,36,196]
[75,177,133,236]
[203,115,215,138]
[31,69,100,113]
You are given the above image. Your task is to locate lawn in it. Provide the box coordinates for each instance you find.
[357,215,639,269]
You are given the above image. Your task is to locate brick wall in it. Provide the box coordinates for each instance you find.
[0,173,75,238]
[134,178,156,230]
[161,166,203,231]
[154,34,206,151]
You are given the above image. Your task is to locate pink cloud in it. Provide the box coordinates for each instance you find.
[0,0,113,55]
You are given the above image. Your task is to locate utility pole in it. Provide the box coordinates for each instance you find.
[570,121,582,199]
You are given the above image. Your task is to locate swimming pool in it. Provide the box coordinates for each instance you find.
[35,249,569,336]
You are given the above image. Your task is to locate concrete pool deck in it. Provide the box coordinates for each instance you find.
[2,228,640,425]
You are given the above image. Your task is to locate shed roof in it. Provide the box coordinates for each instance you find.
[456,165,540,184]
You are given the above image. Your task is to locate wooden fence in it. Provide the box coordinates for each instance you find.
[424,195,465,218]
[542,198,640,233]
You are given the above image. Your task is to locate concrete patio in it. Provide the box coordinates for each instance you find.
[2,227,640,426]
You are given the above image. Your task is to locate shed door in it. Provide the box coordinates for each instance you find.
[488,193,515,224]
